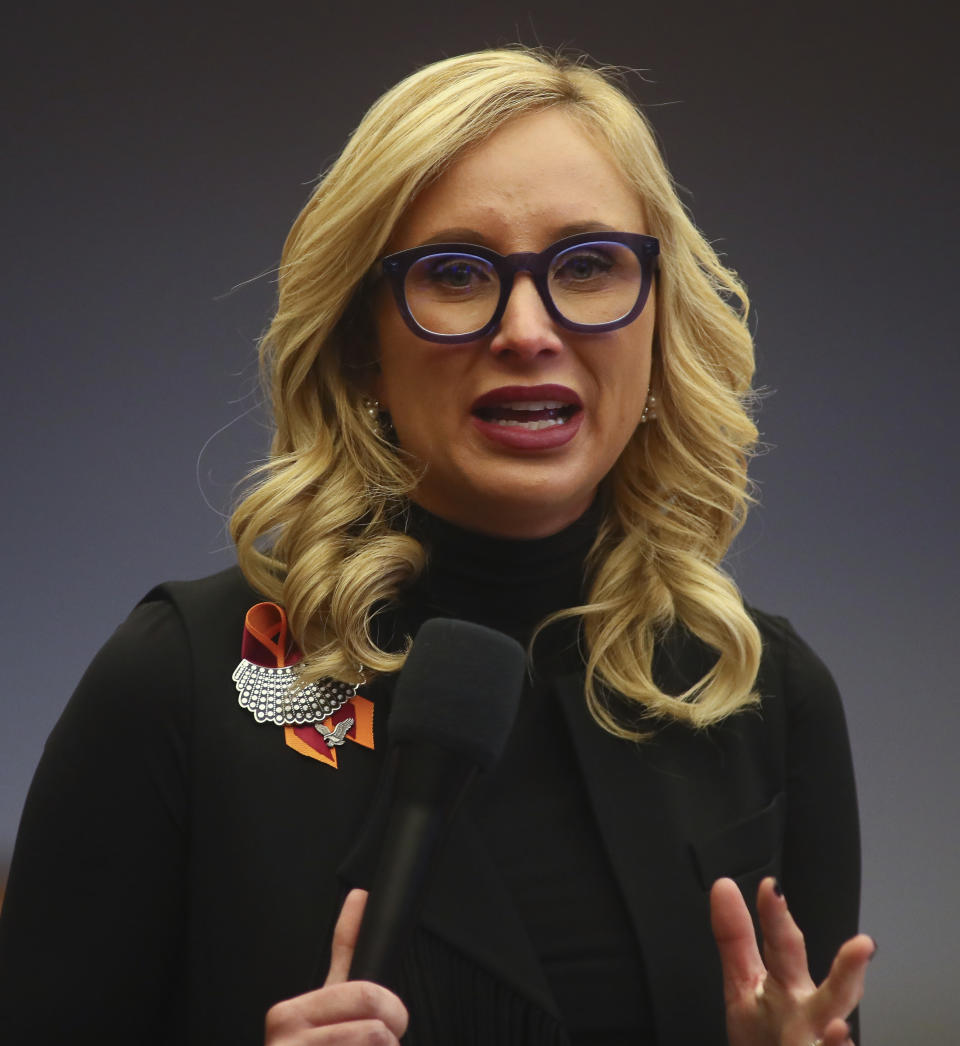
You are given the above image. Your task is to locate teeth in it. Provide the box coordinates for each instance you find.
[491,400,569,411]
[493,418,565,430]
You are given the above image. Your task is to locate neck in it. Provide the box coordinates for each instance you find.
[407,490,597,540]
[401,498,602,648]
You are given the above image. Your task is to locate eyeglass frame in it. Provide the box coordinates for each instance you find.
[380,231,660,344]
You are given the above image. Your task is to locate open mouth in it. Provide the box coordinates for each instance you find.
[469,384,584,449]
[472,400,581,430]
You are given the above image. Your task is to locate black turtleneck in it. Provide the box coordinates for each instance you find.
[398,502,655,1045]
[402,499,596,647]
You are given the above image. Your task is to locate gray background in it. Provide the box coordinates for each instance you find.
[2,2,957,1041]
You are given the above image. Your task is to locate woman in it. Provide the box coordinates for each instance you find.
[0,48,872,1045]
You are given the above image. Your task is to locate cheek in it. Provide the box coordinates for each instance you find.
[373,346,445,444]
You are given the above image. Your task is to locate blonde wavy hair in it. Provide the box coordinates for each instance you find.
[231,47,762,739]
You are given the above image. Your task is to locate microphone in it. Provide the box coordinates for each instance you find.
[348,617,526,984]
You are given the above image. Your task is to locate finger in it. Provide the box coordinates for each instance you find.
[325,889,369,986]
[304,1018,403,1044]
[806,934,875,1030]
[757,877,814,990]
[710,877,765,1002]
[266,982,409,1040]
[821,1016,853,1046]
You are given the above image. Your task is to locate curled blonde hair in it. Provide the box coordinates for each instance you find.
[231,47,762,738]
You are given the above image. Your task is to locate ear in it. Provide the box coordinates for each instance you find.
[337,273,384,400]
[365,361,386,411]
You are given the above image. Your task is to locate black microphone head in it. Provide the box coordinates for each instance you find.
[388,618,526,770]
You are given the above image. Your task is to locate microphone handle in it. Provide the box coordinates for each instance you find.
[348,743,477,984]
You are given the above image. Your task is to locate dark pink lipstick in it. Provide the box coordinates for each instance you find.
[470,384,584,450]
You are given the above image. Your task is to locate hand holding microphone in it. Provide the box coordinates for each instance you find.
[265,619,525,1044]
[265,889,408,1045]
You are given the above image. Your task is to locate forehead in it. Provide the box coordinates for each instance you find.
[388,108,648,251]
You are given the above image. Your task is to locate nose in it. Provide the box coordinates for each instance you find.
[488,274,564,359]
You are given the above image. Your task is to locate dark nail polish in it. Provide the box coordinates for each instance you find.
[772,879,784,898]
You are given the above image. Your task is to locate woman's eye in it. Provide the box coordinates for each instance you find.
[430,259,490,287]
[555,250,613,281]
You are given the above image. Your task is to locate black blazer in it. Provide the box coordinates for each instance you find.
[0,567,860,1045]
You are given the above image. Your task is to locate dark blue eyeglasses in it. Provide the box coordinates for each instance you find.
[381,231,659,344]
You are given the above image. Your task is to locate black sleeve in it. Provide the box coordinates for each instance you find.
[776,621,862,1036]
[0,599,192,1044]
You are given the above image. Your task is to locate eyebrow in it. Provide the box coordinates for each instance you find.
[416,220,623,248]
[419,228,491,246]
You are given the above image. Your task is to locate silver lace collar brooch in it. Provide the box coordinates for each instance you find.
[233,601,374,769]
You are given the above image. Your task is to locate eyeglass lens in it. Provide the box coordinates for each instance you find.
[402,240,644,337]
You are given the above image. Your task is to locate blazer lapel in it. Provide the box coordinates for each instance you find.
[421,810,562,1017]
[337,760,562,1020]
[553,672,727,1042]
[336,667,733,1037]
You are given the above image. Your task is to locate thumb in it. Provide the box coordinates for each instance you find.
[323,888,369,986]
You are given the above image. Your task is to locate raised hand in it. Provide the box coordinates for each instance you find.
[264,889,409,1044]
[710,877,875,1046]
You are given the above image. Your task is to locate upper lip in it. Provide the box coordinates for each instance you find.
[471,384,583,410]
